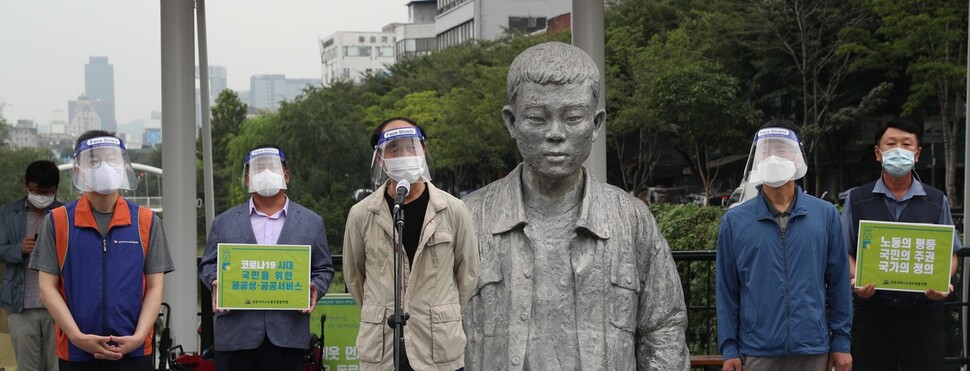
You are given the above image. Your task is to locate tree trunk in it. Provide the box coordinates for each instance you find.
[942,107,960,209]
[813,149,822,197]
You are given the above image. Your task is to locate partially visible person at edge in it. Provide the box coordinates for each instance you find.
[29,130,175,371]
[717,120,852,371]
[461,42,690,370]
[0,160,63,371]
[343,117,479,371]
[199,144,334,371]
[842,118,961,371]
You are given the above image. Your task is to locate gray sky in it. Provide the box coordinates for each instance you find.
[0,0,408,125]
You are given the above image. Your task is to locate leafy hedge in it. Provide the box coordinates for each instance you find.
[649,203,723,252]
[649,203,724,355]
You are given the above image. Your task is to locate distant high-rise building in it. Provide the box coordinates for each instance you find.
[319,31,396,85]
[50,120,67,135]
[68,95,102,137]
[249,75,321,111]
[144,111,162,147]
[84,56,117,132]
[434,0,569,49]
[9,120,39,148]
[196,65,229,126]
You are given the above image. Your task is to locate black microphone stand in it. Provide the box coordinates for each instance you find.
[388,195,409,370]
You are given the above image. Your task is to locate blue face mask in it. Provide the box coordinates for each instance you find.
[881,148,916,177]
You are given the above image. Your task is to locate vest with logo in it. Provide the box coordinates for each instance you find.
[50,195,154,361]
[849,180,947,314]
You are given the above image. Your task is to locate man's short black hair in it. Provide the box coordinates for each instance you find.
[24,160,60,188]
[75,130,116,152]
[759,119,801,141]
[370,117,427,148]
[244,144,288,170]
[874,118,922,147]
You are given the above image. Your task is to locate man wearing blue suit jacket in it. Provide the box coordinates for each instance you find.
[198,145,334,371]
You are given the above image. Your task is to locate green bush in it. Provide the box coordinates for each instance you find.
[649,203,723,252]
[650,203,724,355]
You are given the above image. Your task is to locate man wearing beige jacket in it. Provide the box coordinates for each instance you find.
[343,117,479,371]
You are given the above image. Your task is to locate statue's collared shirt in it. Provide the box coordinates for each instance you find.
[462,164,690,371]
[521,199,583,370]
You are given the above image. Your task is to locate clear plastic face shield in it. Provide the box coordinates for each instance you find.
[743,127,808,189]
[244,148,288,197]
[72,136,138,194]
[370,127,433,188]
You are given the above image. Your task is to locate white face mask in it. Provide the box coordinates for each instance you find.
[82,164,126,194]
[27,192,55,209]
[758,156,797,188]
[249,170,286,197]
[384,156,426,184]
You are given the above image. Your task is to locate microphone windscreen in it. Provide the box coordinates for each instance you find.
[396,179,411,198]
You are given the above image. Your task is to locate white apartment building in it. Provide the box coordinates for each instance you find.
[435,0,570,49]
[319,31,397,85]
[9,120,39,148]
[50,120,67,135]
[391,0,438,59]
[68,96,103,137]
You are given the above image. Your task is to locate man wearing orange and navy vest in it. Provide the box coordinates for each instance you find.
[28,130,174,371]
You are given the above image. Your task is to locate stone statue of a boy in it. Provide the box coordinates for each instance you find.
[461,42,690,370]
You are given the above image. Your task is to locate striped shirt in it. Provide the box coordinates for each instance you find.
[23,201,49,309]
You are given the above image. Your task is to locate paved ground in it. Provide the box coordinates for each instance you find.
[0,309,17,371]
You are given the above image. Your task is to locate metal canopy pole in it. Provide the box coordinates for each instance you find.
[198,0,215,234]
[962,1,969,366]
[160,0,199,354]
[572,0,607,183]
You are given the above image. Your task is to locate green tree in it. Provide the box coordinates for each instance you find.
[0,102,9,149]
[862,0,968,207]
[0,148,57,203]
[353,37,545,192]
[439,64,515,191]
[604,0,686,191]
[209,89,249,214]
[633,29,758,203]
[741,0,877,194]
[375,63,518,193]
[0,104,58,202]
[225,114,286,205]
[272,82,375,252]
[650,203,724,355]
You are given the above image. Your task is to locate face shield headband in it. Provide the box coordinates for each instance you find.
[746,128,808,187]
[72,136,138,193]
[243,148,288,196]
[370,127,433,188]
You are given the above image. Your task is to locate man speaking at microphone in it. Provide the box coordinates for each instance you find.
[344,117,479,371]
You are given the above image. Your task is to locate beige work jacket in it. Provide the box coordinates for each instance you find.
[343,182,479,371]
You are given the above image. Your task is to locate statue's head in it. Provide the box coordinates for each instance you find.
[503,42,605,180]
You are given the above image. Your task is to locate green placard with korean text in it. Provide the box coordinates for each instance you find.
[216,243,311,310]
[310,294,362,369]
[855,220,954,292]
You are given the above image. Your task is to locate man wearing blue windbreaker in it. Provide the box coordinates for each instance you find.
[716,120,852,371]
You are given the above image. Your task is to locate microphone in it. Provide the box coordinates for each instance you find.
[392,179,411,214]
